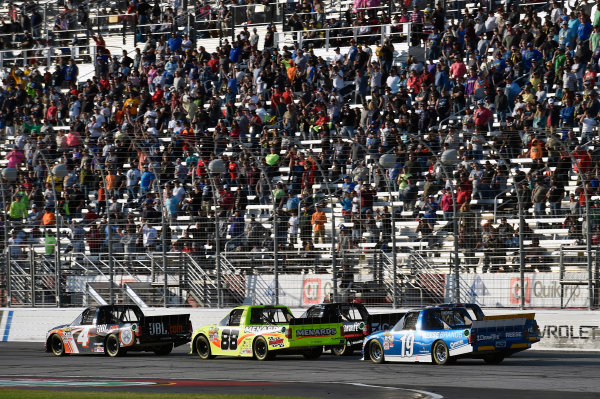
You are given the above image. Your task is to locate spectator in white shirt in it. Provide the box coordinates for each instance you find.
[579,110,597,143]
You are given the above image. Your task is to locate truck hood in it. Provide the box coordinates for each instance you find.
[46,324,69,337]
[193,324,217,335]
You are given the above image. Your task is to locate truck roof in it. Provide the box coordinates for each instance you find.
[231,305,290,310]
[85,305,142,311]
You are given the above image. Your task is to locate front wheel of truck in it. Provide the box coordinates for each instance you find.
[195,335,215,359]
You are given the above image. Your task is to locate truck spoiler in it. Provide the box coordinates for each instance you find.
[483,313,536,321]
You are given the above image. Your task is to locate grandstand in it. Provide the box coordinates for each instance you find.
[0,0,598,310]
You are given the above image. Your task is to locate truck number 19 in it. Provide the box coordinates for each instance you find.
[400,332,414,357]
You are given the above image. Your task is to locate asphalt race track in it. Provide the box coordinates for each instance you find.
[1,343,599,399]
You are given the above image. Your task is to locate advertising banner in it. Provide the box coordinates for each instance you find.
[246,274,335,307]
[535,312,600,350]
[445,273,590,308]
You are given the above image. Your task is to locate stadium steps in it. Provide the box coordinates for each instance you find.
[86,281,119,306]
[123,282,167,307]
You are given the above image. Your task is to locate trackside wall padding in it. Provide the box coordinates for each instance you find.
[1,307,599,351]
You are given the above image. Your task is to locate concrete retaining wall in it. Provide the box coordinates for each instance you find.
[1,307,599,351]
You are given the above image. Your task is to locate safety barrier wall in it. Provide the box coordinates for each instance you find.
[0,307,598,351]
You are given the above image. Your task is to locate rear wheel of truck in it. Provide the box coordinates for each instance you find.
[369,340,385,364]
[432,341,450,365]
[253,336,274,361]
[153,344,173,356]
[195,336,215,359]
[106,334,126,357]
[483,353,505,364]
[332,342,354,356]
[302,347,323,360]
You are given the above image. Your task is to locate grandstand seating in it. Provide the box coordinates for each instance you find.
[0,0,599,309]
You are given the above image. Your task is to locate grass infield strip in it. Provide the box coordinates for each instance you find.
[0,390,311,399]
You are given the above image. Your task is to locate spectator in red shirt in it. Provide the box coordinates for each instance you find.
[46,101,58,124]
[207,54,219,73]
[450,56,466,80]
[473,100,493,132]
[282,86,294,105]
[152,87,164,106]
[407,70,422,95]
[220,185,235,212]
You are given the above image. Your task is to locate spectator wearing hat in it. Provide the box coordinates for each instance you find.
[473,100,492,132]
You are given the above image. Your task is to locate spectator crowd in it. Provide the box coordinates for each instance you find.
[2,0,600,273]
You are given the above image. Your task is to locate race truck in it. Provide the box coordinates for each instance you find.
[46,305,192,357]
[190,305,344,360]
[301,303,404,355]
[362,304,540,365]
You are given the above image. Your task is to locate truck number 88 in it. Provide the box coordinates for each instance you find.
[221,329,239,350]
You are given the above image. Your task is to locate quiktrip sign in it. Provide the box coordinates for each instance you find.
[446,273,590,308]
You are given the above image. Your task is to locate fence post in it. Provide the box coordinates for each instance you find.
[273,211,279,305]
[231,7,235,43]
[281,3,286,32]
[560,246,565,309]
[29,245,34,306]
[6,250,10,307]
[43,4,47,38]
[325,29,329,51]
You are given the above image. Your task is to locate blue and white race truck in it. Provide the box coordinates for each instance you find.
[362,304,540,365]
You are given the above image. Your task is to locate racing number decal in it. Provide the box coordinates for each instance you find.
[220,329,239,350]
[76,327,90,347]
[400,332,414,357]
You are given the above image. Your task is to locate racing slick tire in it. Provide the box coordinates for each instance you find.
[106,334,126,357]
[369,340,385,364]
[153,344,173,356]
[483,353,505,364]
[50,334,66,356]
[253,336,274,361]
[332,342,354,356]
[195,335,215,359]
[432,340,450,365]
[302,347,323,360]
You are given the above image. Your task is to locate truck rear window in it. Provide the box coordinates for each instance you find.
[424,310,471,330]
[250,308,293,324]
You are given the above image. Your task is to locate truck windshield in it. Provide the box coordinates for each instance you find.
[392,312,419,331]
[72,308,95,326]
